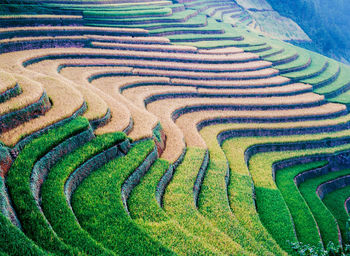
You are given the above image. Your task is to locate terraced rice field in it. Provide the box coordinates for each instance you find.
[1,0,350,255]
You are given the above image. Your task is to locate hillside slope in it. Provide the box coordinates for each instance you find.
[266,0,350,64]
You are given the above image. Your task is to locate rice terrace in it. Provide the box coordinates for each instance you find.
[0,0,350,255]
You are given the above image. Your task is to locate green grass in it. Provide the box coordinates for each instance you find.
[86,14,206,29]
[128,159,171,222]
[197,138,280,255]
[83,7,172,17]
[241,147,350,249]
[222,138,350,249]
[323,184,350,244]
[276,161,328,247]
[329,91,350,104]
[41,132,126,256]
[84,9,196,23]
[274,53,311,72]
[258,47,284,58]
[200,123,350,254]
[247,153,298,251]
[149,17,224,35]
[71,140,175,255]
[176,39,254,48]
[166,30,241,41]
[281,52,328,80]
[264,49,297,63]
[6,117,90,255]
[79,4,175,12]
[163,147,250,255]
[241,43,270,52]
[299,168,350,246]
[315,64,350,94]
[128,159,219,255]
[0,212,47,255]
[302,59,340,85]
[44,1,172,9]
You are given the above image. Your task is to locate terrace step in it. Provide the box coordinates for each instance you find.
[23,60,111,127]
[204,123,348,252]
[88,35,172,45]
[84,9,199,25]
[302,60,340,89]
[196,83,313,97]
[171,76,290,88]
[198,134,281,255]
[55,65,133,134]
[90,41,198,53]
[0,75,51,134]
[0,145,20,228]
[0,26,149,39]
[6,117,91,255]
[0,36,88,53]
[132,67,279,80]
[323,180,350,244]
[0,14,84,27]
[163,147,254,255]
[234,139,350,250]
[85,13,208,30]
[128,159,222,255]
[71,140,175,255]
[314,64,350,98]
[90,76,159,141]
[56,58,272,72]
[0,212,46,255]
[0,75,85,147]
[148,18,225,36]
[0,71,21,104]
[21,48,261,65]
[167,31,243,42]
[265,51,299,66]
[198,46,243,54]
[241,44,272,53]
[41,133,128,255]
[83,7,173,19]
[274,54,312,74]
[276,161,327,247]
[228,131,350,250]
[258,47,285,59]
[31,127,95,212]
[298,164,350,246]
[283,59,329,81]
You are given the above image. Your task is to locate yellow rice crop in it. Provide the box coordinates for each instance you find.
[0,70,17,94]
[91,76,159,141]
[0,74,43,116]
[0,75,84,146]
[91,41,197,53]
[197,83,312,95]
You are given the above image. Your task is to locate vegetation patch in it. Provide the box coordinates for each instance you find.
[276,161,328,246]
[41,132,126,256]
[71,140,175,255]
[6,117,90,255]
[323,184,350,244]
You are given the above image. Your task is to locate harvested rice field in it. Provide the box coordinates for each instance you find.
[1,0,350,255]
